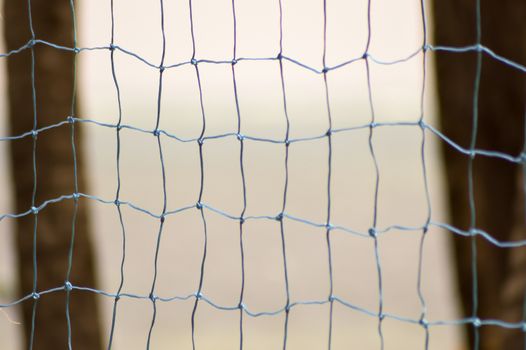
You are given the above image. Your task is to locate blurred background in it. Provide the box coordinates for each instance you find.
[0,0,468,348]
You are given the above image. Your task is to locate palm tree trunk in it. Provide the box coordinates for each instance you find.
[432,0,526,348]
[4,0,103,349]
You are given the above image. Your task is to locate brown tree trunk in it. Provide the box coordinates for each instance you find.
[432,0,526,349]
[4,1,103,349]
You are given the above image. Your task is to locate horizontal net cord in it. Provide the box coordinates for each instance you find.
[1,283,526,332]
[1,191,525,248]
[2,39,526,75]
[1,117,524,165]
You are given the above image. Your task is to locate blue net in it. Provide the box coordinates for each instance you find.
[1,0,526,349]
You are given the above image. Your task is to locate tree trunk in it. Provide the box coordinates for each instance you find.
[432,0,526,349]
[4,1,103,349]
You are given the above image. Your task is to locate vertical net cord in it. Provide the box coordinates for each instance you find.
[229,1,247,349]
[26,0,38,347]
[522,97,526,343]
[415,0,432,348]
[190,0,209,347]
[277,0,292,348]
[146,0,168,347]
[364,0,384,348]
[321,1,335,348]
[107,0,127,347]
[468,0,482,348]
[523,104,526,226]
[64,1,80,348]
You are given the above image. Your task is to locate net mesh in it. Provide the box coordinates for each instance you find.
[1,0,526,348]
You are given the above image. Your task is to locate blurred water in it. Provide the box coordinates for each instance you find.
[0,0,466,349]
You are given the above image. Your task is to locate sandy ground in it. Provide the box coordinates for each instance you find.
[0,0,466,348]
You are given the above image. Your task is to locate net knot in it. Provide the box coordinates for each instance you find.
[195,292,203,300]
[196,202,203,210]
[114,199,120,206]
[159,66,165,73]
[378,312,385,321]
[149,293,157,302]
[31,206,39,215]
[191,58,198,66]
[285,303,291,312]
[326,129,332,137]
[197,138,204,146]
[73,47,80,54]
[239,217,245,224]
[472,317,481,328]
[419,317,429,328]
[109,44,116,51]
[73,192,80,200]
[362,52,369,60]
[275,213,284,222]
[519,152,526,163]
[236,133,244,141]
[276,53,283,60]
[27,39,36,48]
[326,222,333,230]
[160,214,166,223]
[469,228,478,237]
[328,295,335,302]
[231,58,238,65]
[368,227,377,238]
[370,121,377,129]
[153,129,161,137]
[522,322,526,332]
[322,67,329,74]
[285,139,291,147]
[238,302,246,310]
[64,281,73,292]
[31,292,40,300]
[67,116,75,124]
[31,129,38,139]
